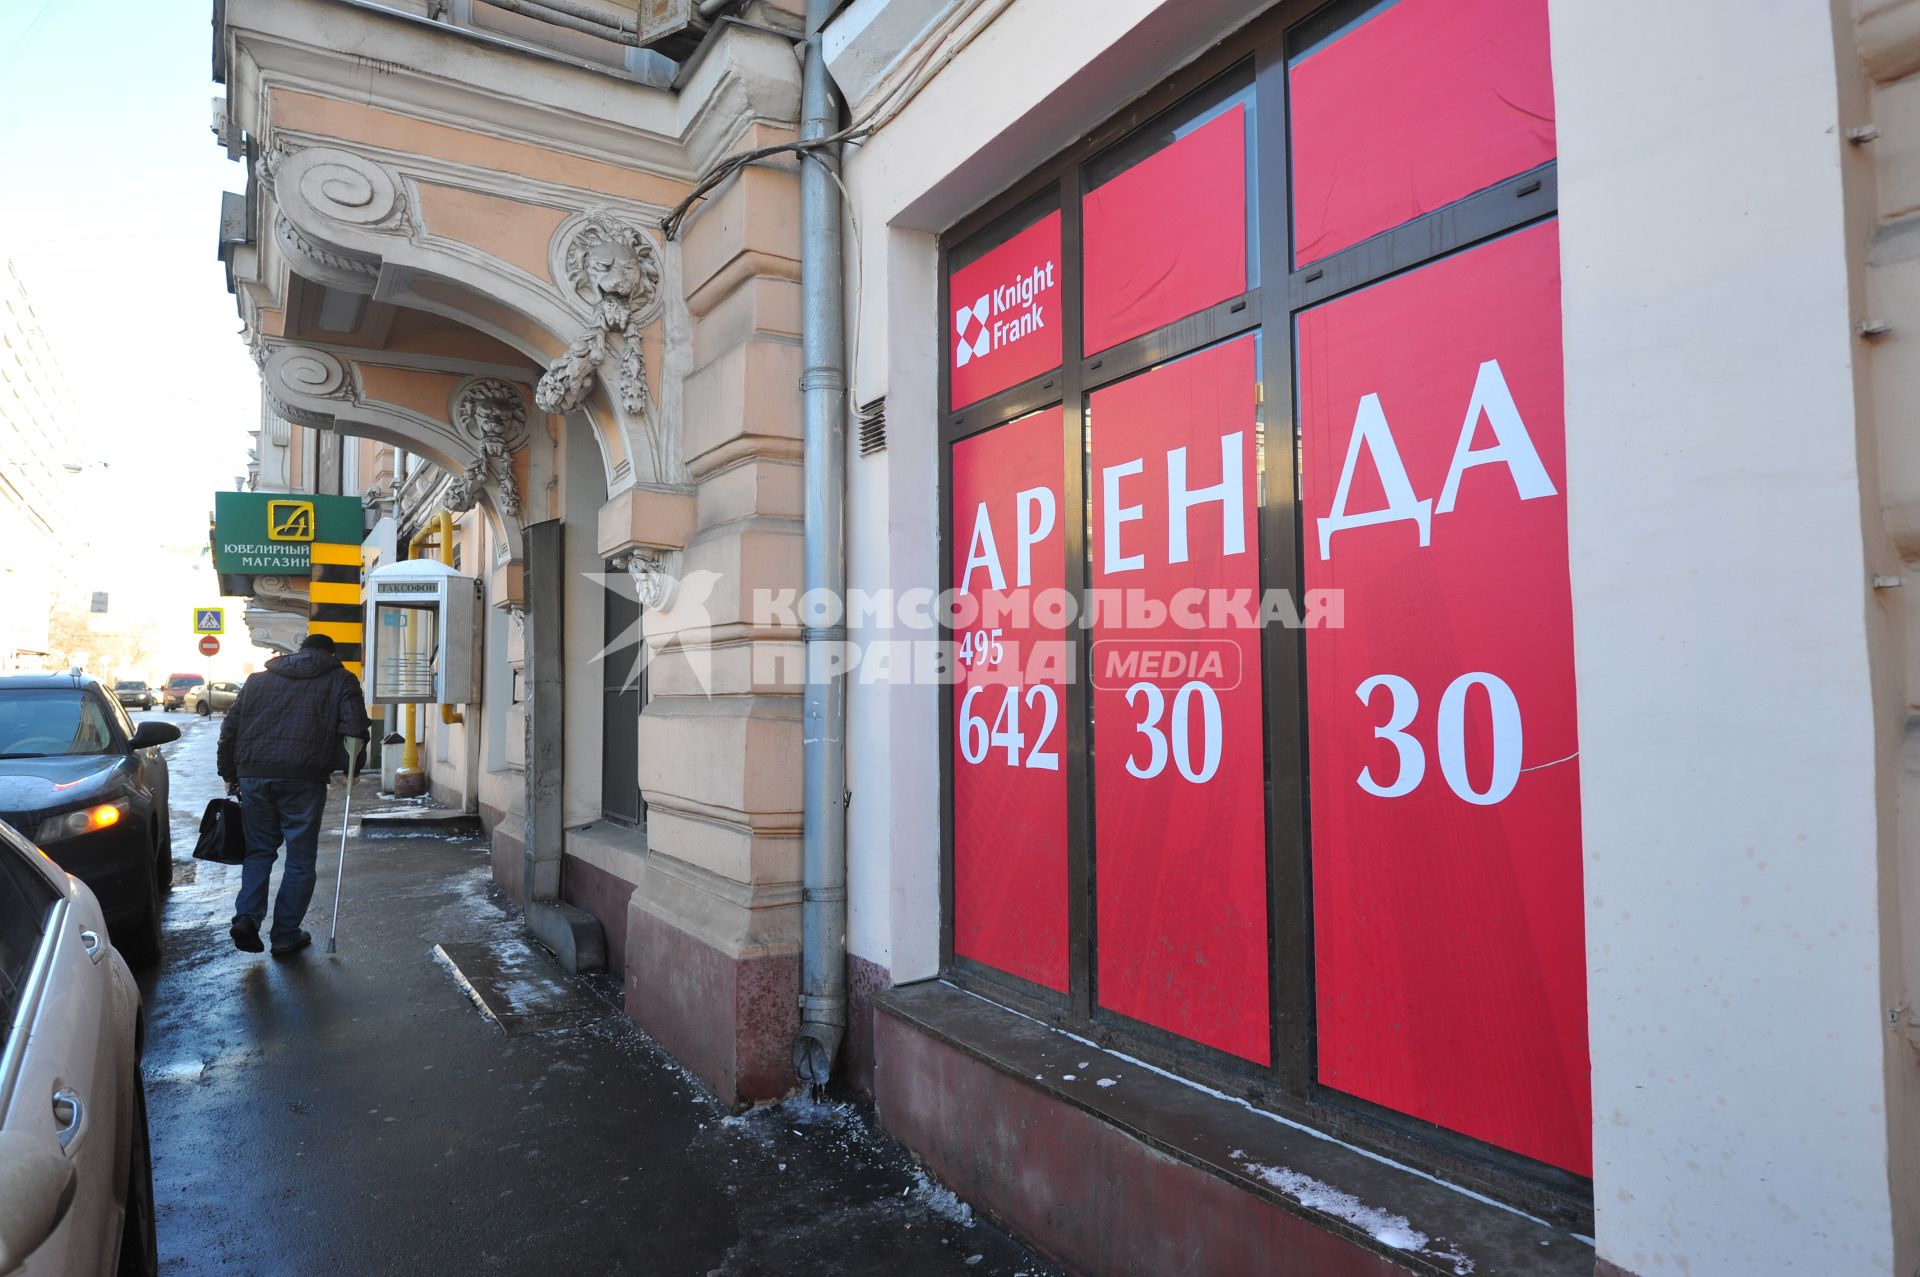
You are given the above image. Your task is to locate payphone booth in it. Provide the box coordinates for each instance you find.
[364,558,481,708]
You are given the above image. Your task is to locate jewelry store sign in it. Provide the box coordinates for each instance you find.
[212,491,366,573]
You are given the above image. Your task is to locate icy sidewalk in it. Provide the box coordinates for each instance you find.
[137,716,1055,1276]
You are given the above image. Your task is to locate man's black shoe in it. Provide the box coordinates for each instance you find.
[230,916,264,953]
[270,930,312,958]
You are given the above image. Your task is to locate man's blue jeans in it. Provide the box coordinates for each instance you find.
[235,778,329,946]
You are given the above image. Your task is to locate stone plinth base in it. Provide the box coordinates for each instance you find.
[624,852,800,1105]
[873,982,1587,1277]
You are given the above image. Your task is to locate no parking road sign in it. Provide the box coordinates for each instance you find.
[193,608,225,635]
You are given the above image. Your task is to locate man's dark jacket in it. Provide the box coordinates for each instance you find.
[217,649,371,783]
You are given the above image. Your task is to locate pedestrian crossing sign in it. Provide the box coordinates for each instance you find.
[194,608,225,635]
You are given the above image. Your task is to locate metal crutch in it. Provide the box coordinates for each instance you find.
[325,736,365,954]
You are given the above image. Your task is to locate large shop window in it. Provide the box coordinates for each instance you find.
[950,406,1071,991]
[1081,81,1255,354]
[938,0,1584,1223]
[1087,336,1269,1064]
[1288,0,1555,266]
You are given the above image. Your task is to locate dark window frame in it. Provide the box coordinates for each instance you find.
[601,559,645,829]
[101,684,138,744]
[935,0,1583,1228]
[0,835,62,1056]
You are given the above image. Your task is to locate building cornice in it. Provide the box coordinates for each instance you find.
[223,0,800,185]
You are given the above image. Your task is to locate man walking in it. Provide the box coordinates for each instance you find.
[217,633,371,956]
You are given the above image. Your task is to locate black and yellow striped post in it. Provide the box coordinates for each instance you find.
[309,542,364,676]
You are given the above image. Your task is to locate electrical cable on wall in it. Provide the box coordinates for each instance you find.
[660,0,1015,241]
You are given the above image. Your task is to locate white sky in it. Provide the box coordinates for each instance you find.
[0,0,258,540]
[0,0,261,672]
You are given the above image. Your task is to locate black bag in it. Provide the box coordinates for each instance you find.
[192,798,249,865]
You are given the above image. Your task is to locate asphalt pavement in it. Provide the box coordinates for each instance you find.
[133,710,1057,1277]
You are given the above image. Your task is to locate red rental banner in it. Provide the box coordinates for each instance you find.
[1082,103,1249,356]
[1288,0,1556,267]
[1088,335,1269,1064]
[950,409,1070,992]
[949,211,1064,411]
[1298,222,1589,1175]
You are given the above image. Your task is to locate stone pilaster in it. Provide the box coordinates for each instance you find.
[624,156,808,1103]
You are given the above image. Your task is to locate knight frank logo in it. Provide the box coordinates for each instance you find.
[954,295,991,366]
[953,259,1056,367]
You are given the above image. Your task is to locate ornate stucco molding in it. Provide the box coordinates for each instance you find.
[250,128,691,494]
[255,342,528,563]
[261,347,355,429]
[244,573,312,657]
[275,212,379,285]
[449,377,530,522]
[243,605,308,657]
[611,548,680,611]
[265,143,411,230]
[537,212,685,485]
[442,475,479,516]
[221,0,808,502]
[396,452,454,514]
[264,145,410,294]
[538,212,663,415]
[250,575,309,609]
[363,482,394,521]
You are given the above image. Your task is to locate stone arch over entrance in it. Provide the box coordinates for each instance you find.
[216,0,818,1105]
[258,342,533,565]
[261,140,692,500]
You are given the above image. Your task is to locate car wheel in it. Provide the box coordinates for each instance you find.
[196,701,211,717]
[114,1063,159,1277]
[121,857,164,969]
[154,821,173,896]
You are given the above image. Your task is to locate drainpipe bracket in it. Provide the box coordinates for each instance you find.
[797,993,848,1026]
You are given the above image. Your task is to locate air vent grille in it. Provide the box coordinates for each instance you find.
[857,398,887,457]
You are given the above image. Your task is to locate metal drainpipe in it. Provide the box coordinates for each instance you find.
[793,0,849,1090]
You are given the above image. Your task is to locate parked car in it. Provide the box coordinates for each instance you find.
[183,681,241,717]
[0,674,178,966]
[0,818,157,1277]
[110,681,154,713]
[158,674,200,713]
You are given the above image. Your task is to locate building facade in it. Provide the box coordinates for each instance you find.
[211,0,1920,1273]
[0,258,87,671]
